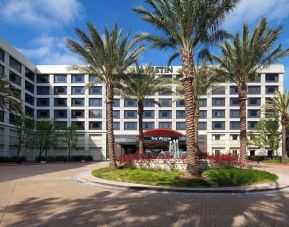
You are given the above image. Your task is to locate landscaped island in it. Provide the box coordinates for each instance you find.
[92,167,277,187]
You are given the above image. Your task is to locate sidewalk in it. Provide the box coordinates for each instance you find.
[75,162,289,194]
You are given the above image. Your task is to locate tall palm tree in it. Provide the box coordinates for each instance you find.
[213,18,289,167]
[66,23,144,168]
[266,91,289,163]
[117,64,170,154]
[133,0,238,175]
[0,74,22,113]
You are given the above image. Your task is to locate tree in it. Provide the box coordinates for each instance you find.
[0,75,22,113]
[66,23,144,169]
[213,18,289,167]
[265,91,289,163]
[117,64,170,154]
[62,123,78,160]
[249,118,281,157]
[133,0,238,175]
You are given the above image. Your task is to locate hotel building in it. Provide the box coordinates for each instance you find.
[0,38,285,160]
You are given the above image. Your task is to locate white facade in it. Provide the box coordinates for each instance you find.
[0,38,285,160]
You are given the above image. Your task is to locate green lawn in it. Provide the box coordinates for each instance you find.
[92,167,278,187]
[263,159,289,164]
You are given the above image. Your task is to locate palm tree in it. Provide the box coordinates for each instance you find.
[133,0,238,175]
[266,91,289,163]
[213,18,289,167]
[0,74,21,113]
[66,23,144,168]
[117,64,170,154]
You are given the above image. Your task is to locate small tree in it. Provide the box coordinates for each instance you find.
[62,123,78,160]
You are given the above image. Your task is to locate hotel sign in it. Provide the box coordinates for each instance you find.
[144,136,186,142]
[151,66,173,73]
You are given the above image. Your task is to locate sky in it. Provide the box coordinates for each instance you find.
[0,0,289,88]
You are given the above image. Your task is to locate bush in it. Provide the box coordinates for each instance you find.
[35,155,93,162]
[247,156,280,162]
[0,156,27,162]
[207,153,239,167]
[118,152,157,168]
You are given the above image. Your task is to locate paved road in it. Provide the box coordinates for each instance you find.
[0,162,289,227]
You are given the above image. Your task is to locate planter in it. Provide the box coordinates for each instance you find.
[40,161,47,164]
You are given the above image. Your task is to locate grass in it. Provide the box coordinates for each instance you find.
[92,167,278,187]
[263,159,289,164]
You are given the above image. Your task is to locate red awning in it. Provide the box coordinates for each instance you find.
[143,128,185,137]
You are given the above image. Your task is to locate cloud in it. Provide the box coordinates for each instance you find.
[223,0,289,29]
[0,0,83,28]
[17,36,82,65]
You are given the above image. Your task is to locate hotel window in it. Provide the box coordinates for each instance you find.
[199,99,207,107]
[248,86,260,94]
[143,110,154,119]
[249,74,261,82]
[159,110,172,119]
[54,110,67,118]
[89,98,102,107]
[248,121,258,129]
[25,93,34,105]
[0,65,4,75]
[113,99,120,107]
[124,99,137,107]
[176,122,186,130]
[230,110,240,118]
[113,122,120,130]
[159,122,172,129]
[212,98,225,106]
[266,86,278,94]
[199,122,207,130]
[212,86,225,95]
[176,99,185,107]
[89,110,102,118]
[266,74,278,82]
[212,110,225,118]
[124,110,137,119]
[230,98,239,106]
[37,74,49,83]
[71,98,84,106]
[176,110,185,119]
[89,74,102,83]
[159,87,172,96]
[37,110,50,119]
[89,122,102,130]
[54,98,67,107]
[71,86,84,95]
[124,122,137,130]
[25,106,34,118]
[248,109,260,118]
[89,86,102,95]
[144,99,155,107]
[9,113,19,125]
[0,110,4,122]
[143,122,154,130]
[73,121,85,130]
[113,110,120,119]
[230,86,238,94]
[71,74,84,83]
[25,68,34,81]
[213,134,221,141]
[9,56,21,73]
[25,81,34,93]
[54,86,67,95]
[159,98,172,107]
[37,98,49,107]
[250,150,255,156]
[54,74,67,83]
[9,71,21,86]
[199,110,207,119]
[212,121,225,130]
[248,98,261,106]
[0,49,4,62]
[10,86,21,99]
[230,121,240,130]
[55,121,67,130]
[71,110,85,118]
[230,134,239,141]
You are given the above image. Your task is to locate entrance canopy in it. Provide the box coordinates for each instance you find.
[144,128,185,137]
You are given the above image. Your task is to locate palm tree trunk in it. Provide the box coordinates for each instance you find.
[106,84,117,168]
[281,121,287,163]
[194,99,200,155]
[239,84,248,168]
[137,100,144,154]
[182,50,197,175]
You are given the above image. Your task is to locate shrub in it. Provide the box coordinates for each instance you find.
[117,152,157,168]
[35,155,93,162]
[207,153,239,168]
[0,156,27,162]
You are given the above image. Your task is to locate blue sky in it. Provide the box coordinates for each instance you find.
[0,0,289,88]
